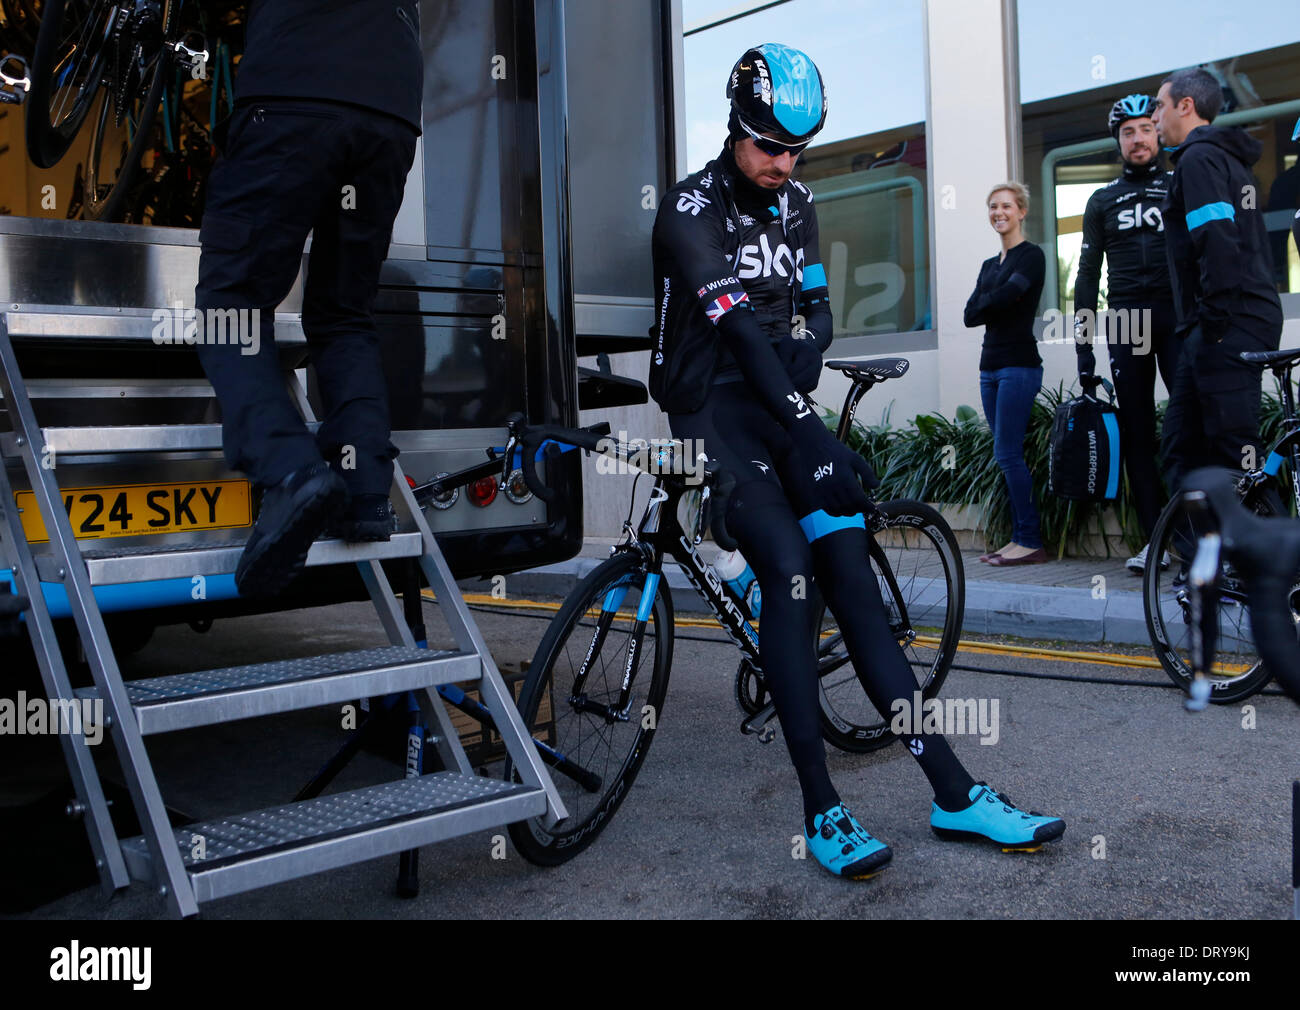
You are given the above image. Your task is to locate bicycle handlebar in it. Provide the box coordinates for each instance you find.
[1183,467,1300,703]
[505,413,739,545]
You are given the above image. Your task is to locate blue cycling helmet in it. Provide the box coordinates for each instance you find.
[1108,94,1156,138]
[726,43,827,147]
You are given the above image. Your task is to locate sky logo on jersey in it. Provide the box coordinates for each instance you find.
[676,189,710,216]
[704,291,749,323]
[1117,202,1163,232]
[736,234,804,281]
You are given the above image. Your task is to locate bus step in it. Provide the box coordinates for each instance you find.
[118,774,547,903]
[74,645,482,734]
[34,532,425,585]
[0,424,232,457]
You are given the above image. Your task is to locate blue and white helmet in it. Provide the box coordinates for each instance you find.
[1108,94,1156,138]
[726,43,828,147]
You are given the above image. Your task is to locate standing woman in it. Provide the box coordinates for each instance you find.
[965,182,1047,566]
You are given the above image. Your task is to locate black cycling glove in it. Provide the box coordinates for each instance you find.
[790,424,879,517]
[776,334,823,392]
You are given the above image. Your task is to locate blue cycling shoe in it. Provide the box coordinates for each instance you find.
[930,782,1065,852]
[806,803,892,879]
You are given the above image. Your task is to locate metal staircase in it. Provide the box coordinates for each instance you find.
[0,307,564,917]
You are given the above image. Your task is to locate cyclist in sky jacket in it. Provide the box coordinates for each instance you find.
[1072,95,1181,574]
[650,43,1065,880]
[1151,68,1283,497]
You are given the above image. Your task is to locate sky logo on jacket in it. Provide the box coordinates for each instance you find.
[1117,202,1163,232]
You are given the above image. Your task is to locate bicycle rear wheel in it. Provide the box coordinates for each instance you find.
[505,551,673,866]
[816,499,965,753]
[1144,471,1282,702]
[25,0,116,169]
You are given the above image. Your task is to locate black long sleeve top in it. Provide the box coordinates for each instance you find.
[963,240,1045,371]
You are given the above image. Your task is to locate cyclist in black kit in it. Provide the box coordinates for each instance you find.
[650,43,1064,880]
[1072,95,1181,573]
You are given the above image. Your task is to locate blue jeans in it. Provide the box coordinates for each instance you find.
[979,366,1043,550]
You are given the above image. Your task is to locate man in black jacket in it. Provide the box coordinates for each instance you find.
[1072,95,1179,573]
[1151,68,1282,496]
[194,1,423,598]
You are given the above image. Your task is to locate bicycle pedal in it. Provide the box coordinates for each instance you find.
[758,725,776,744]
[999,843,1043,854]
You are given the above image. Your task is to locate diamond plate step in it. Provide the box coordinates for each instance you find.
[34,532,424,585]
[75,646,481,734]
[120,774,546,902]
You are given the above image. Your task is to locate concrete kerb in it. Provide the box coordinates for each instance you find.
[460,549,1156,647]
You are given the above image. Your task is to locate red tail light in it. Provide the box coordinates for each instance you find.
[467,477,498,507]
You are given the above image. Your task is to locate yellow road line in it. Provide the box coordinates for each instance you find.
[428,590,1247,675]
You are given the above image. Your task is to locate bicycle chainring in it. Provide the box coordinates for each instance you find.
[734,659,767,716]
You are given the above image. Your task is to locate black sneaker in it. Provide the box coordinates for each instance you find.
[325,494,396,543]
[235,462,347,598]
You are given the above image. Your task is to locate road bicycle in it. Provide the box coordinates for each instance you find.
[1176,467,1300,706]
[499,357,965,865]
[1143,346,1300,702]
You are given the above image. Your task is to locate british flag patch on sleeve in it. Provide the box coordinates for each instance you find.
[704,291,749,324]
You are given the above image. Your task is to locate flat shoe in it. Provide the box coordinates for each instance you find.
[986,547,1047,566]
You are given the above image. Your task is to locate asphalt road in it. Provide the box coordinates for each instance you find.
[9,596,1299,920]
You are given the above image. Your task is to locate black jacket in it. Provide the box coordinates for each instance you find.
[1165,124,1281,341]
[1073,160,1172,318]
[649,149,832,414]
[236,1,424,133]
[963,241,1045,371]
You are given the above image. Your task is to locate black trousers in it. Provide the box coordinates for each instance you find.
[1103,301,1180,541]
[1160,320,1280,496]
[194,98,418,496]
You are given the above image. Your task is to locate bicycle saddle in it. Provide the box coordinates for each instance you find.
[1240,347,1300,370]
[825,357,910,383]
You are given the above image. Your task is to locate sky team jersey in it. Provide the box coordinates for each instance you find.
[1073,161,1172,322]
[649,148,832,413]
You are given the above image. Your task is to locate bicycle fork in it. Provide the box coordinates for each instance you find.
[570,570,660,724]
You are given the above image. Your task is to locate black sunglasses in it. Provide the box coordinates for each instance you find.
[737,117,808,158]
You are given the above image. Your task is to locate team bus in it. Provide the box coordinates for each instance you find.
[0,0,679,655]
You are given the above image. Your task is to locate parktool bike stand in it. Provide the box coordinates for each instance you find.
[0,306,564,917]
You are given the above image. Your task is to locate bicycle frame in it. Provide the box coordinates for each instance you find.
[566,375,916,729]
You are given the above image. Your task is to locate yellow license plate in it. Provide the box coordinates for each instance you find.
[16,480,252,543]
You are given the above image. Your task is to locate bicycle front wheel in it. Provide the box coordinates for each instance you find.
[505,551,673,866]
[1144,473,1279,702]
[817,499,965,753]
